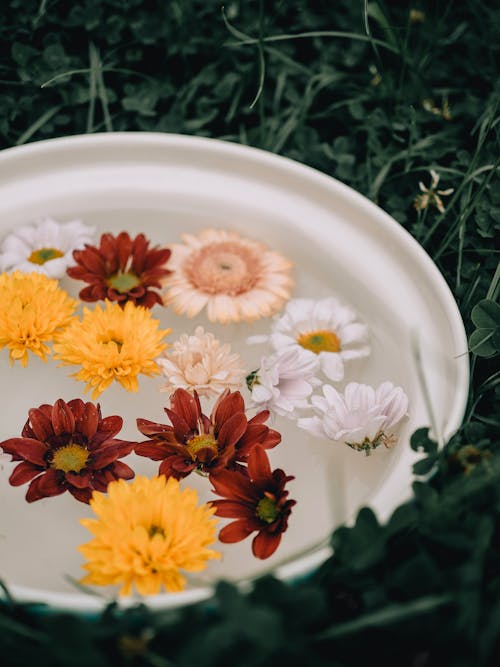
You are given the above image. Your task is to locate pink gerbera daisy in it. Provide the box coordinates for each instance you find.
[163,229,293,323]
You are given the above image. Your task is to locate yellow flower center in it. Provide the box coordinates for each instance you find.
[108,271,141,293]
[256,496,279,524]
[51,443,89,473]
[297,329,341,354]
[185,434,218,460]
[28,247,64,265]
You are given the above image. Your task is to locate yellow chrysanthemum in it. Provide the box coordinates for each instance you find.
[0,271,77,367]
[53,300,170,399]
[79,476,220,596]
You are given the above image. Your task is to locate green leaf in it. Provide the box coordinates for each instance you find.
[316,595,451,640]
[410,428,438,455]
[469,328,497,357]
[471,299,500,329]
[413,455,438,476]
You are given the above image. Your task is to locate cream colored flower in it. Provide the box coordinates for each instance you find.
[163,229,293,323]
[158,326,245,398]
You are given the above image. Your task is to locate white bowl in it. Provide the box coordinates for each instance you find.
[0,133,468,612]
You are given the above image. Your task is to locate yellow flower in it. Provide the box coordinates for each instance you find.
[0,271,77,367]
[79,476,220,596]
[54,300,170,399]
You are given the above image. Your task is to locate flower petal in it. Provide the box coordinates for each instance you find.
[52,399,75,436]
[247,445,272,485]
[65,470,92,489]
[135,441,170,460]
[136,418,173,438]
[27,408,54,441]
[319,353,344,382]
[252,531,282,559]
[217,412,248,451]
[218,519,255,543]
[109,460,135,480]
[210,500,255,519]
[26,470,65,502]
[170,388,201,431]
[0,438,47,465]
[159,456,194,479]
[212,391,245,432]
[91,443,131,469]
[210,469,257,504]
[9,462,43,486]
[69,487,93,504]
[80,402,100,441]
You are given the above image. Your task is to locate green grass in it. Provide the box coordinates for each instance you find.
[0,1,499,665]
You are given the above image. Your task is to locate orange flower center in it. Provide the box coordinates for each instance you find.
[51,443,89,473]
[297,329,341,354]
[186,242,261,295]
[256,495,279,524]
[28,247,64,265]
[185,434,218,460]
[108,271,141,293]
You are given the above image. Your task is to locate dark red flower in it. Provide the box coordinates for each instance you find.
[135,388,281,480]
[209,445,296,559]
[0,399,135,503]
[67,232,172,308]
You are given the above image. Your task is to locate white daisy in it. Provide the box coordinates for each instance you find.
[0,217,95,278]
[158,326,246,398]
[247,347,320,418]
[298,381,409,454]
[249,297,370,382]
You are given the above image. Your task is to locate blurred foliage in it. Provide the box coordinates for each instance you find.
[0,0,499,664]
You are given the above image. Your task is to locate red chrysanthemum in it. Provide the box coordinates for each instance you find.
[135,388,281,480]
[0,398,135,503]
[209,445,296,559]
[67,232,172,308]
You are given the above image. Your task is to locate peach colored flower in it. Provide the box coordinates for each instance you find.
[158,326,246,398]
[163,229,293,323]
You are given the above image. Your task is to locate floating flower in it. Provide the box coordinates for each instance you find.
[0,398,135,503]
[210,445,296,559]
[0,217,95,278]
[298,382,409,454]
[0,271,77,367]
[158,326,246,398]
[163,228,293,323]
[250,297,370,382]
[414,170,454,213]
[67,232,172,308]
[135,388,281,479]
[54,300,170,399]
[247,347,320,418]
[79,475,220,595]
